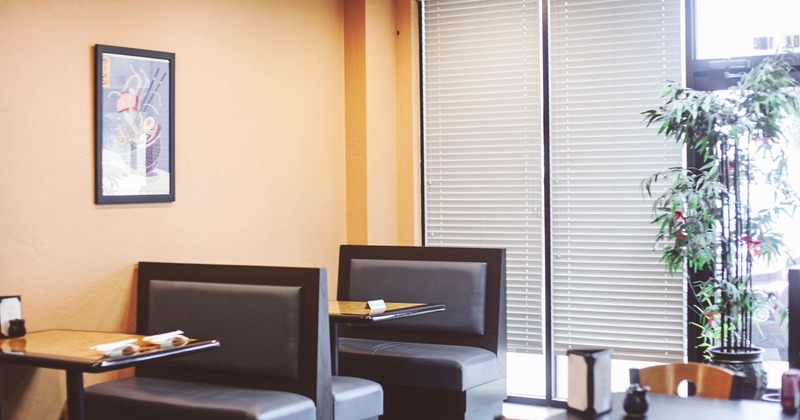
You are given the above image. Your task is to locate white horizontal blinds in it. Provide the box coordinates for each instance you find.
[422,0,544,353]
[549,0,685,362]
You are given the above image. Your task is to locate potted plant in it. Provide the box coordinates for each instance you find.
[642,55,800,399]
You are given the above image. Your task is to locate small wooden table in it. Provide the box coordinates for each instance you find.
[327,301,445,375]
[0,329,219,420]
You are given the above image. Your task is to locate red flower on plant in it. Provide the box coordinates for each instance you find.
[743,235,763,256]
[674,211,686,223]
[751,136,775,143]
[676,232,686,241]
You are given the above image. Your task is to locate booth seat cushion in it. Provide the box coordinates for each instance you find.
[338,338,499,392]
[85,377,316,420]
[332,376,383,420]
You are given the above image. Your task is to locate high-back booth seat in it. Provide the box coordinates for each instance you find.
[335,245,507,420]
[84,262,382,420]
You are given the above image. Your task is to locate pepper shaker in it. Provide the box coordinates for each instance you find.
[7,319,26,338]
[623,368,649,417]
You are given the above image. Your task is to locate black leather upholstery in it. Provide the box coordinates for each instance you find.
[85,377,316,420]
[339,338,498,391]
[331,376,383,420]
[349,259,487,334]
[148,280,302,379]
[85,262,382,420]
[336,245,507,420]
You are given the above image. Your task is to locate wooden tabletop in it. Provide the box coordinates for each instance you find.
[328,300,445,322]
[0,329,219,372]
[544,392,784,419]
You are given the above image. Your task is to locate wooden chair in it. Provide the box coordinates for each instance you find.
[634,362,743,400]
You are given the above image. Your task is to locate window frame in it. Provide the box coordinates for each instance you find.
[419,0,800,404]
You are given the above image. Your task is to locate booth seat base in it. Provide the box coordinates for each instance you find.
[374,381,505,420]
[338,338,505,420]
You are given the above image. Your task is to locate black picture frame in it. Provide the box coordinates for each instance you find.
[95,44,175,204]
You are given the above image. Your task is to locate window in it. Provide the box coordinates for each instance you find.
[422,0,684,400]
[422,0,546,396]
[689,0,800,387]
[694,0,800,60]
[548,0,684,398]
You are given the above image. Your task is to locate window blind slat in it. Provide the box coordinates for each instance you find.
[550,0,684,362]
[424,0,544,354]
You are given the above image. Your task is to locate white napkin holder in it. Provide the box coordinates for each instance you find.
[567,348,613,417]
[0,296,22,338]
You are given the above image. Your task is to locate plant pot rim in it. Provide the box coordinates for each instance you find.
[707,345,764,355]
[707,346,765,364]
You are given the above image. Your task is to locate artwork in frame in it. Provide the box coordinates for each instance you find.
[95,44,175,204]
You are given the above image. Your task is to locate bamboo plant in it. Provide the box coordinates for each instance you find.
[642,55,800,353]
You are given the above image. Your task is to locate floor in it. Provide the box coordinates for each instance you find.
[502,402,564,420]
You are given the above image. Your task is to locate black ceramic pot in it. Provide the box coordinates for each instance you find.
[623,383,650,417]
[707,346,767,400]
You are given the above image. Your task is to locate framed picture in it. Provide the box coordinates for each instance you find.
[95,45,175,204]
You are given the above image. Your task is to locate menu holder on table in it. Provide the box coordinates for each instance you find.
[365,299,387,315]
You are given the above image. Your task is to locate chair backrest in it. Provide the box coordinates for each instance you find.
[337,245,506,358]
[135,261,332,420]
[635,363,742,400]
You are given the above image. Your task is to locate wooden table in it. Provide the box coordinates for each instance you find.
[544,392,785,419]
[328,301,445,375]
[0,329,219,420]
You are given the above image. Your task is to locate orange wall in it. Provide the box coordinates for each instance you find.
[0,1,346,419]
[344,0,419,246]
[366,0,399,244]
[344,0,369,244]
